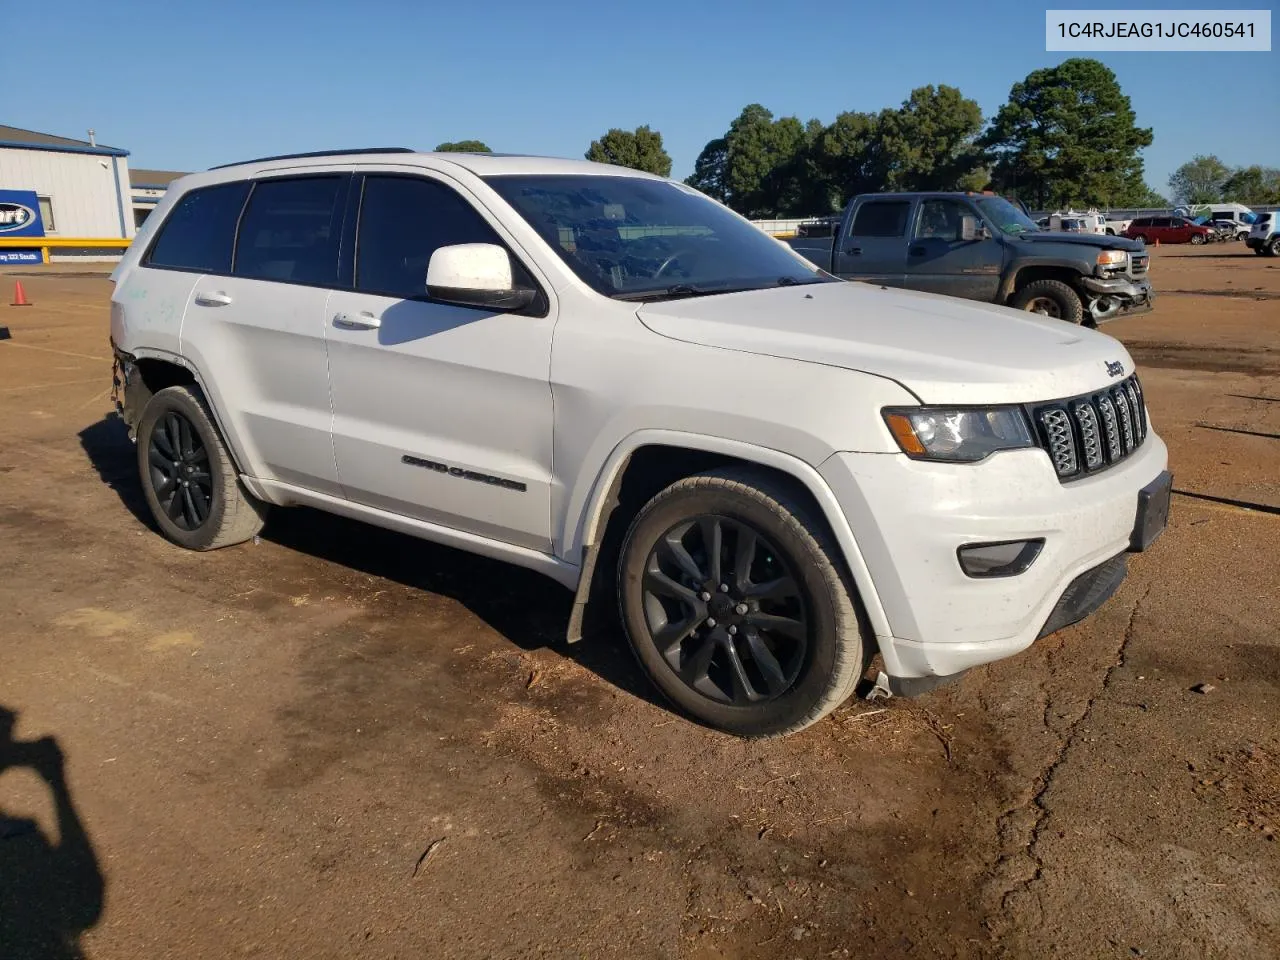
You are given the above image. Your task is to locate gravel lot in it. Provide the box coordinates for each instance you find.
[1,244,1276,959]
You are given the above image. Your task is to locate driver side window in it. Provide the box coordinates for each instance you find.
[915,199,969,241]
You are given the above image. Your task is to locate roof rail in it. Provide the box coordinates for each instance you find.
[209,147,415,170]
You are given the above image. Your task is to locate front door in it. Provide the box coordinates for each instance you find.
[324,171,555,551]
[902,198,1003,301]
[833,198,910,285]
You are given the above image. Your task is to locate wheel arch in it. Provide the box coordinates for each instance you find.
[1001,262,1086,303]
[564,432,892,648]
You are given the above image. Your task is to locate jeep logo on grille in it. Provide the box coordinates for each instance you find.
[0,203,35,233]
[1105,360,1125,378]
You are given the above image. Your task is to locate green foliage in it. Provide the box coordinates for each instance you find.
[1131,186,1170,208]
[1167,155,1231,204]
[685,138,729,203]
[434,140,491,153]
[876,85,985,192]
[585,126,672,177]
[981,58,1153,209]
[1219,165,1280,205]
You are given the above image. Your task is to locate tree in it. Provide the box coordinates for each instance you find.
[585,126,672,176]
[808,111,884,210]
[877,85,984,191]
[1167,155,1230,204]
[685,138,730,203]
[1220,165,1280,205]
[1131,186,1170,208]
[719,105,810,217]
[435,140,491,152]
[981,58,1153,209]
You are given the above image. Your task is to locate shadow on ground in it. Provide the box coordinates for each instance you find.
[77,415,663,712]
[0,706,104,960]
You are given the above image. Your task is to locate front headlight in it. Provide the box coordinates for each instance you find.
[882,407,1035,462]
[1096,250,1127,266]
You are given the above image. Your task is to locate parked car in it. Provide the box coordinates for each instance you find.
[1049,209,1107,235]
[1104,216,1132,236]
[785,191,1152,324]
[1247,212,1279,255]
[109,150,1171,737]
[1206,219,1240,242]
[1123,216,1214,245]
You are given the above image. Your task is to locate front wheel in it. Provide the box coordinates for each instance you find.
[1191,233,1206,245]
[136,385,268,550]
[617,469,866,738]
[1010,278,1085,324]
[1269,238,1280,257]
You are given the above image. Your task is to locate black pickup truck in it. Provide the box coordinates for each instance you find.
[787,192,1153,324]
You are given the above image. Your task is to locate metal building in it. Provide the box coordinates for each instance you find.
[0,125,134,263]
[130,168,187,229]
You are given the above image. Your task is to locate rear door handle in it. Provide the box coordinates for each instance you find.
[194,291,232,307]
[333,311,381,330]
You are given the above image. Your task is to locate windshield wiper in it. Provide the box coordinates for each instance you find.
[614,283,714,302]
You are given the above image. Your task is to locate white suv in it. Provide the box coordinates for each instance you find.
[109,149,1171,737]
[1248,212,1279,255]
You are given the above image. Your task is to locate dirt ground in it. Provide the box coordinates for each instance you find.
[0,244,1276,960]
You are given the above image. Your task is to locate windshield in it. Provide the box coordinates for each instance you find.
[975,196,1040,236]
[484,175,832,300]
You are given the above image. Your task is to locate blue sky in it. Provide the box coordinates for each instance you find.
[4,0,1276,198]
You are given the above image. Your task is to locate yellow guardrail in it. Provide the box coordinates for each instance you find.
[0,237,131,264]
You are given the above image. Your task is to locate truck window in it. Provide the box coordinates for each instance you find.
[233,176,346,287]
[915,200,967,241]
[851,201,910,238]
[145,181,251,274]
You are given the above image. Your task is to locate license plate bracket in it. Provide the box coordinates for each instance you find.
[1130,470,1173,551]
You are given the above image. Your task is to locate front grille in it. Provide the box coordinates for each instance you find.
[1031,374,1147,481]
[1130,253,1149,277]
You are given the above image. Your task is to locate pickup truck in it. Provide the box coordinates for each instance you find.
[787,192,1153,325]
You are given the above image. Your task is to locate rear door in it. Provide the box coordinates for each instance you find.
[324,170,555,551]
[179,171,350,495]
[833,198,910,285]
[901,197,1003,301]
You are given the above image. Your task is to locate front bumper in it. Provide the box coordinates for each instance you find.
[819,432,1169,681]
[1080,274,1154,316]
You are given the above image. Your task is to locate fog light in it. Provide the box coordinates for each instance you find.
[957,539,1044,578]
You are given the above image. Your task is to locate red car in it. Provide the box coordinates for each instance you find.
[1124,216,1214,245]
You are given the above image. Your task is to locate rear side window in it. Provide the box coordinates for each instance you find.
[851,201,910,238]
[1130,218,1150,227]
[355,175,504,299]
[146,182,250,273]
[233,177,345,286]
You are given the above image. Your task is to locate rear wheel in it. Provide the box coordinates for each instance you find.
[136,385,268,550]
[1269,238,1280,257]
[617,469,866,738]
[1010,279,1085,324]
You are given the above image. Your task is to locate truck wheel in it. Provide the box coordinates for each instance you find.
[617,468,866,738]
[1270,238,1280,257]
[1010,279,1084,324]
[136,385,268,550]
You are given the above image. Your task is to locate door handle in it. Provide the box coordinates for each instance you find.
[194,291,232,307]
[845,246,862,256]
[333,311,381,330]
[908,246,926,256]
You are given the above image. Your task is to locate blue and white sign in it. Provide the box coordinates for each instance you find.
[0,189,45,238]
[0,250,41,264]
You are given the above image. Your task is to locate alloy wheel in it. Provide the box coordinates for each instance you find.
[640,515,808,705]
[148,411,213,530]
[1025,296,1062,318]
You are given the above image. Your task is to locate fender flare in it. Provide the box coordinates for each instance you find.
[999,257,1092,302]
[564,429,893,645]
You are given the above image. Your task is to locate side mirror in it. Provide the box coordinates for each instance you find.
[960,215,988,242]
[426,243,536,311]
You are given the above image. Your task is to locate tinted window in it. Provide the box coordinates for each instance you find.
[1130,218,1150,228]
[915,199,968,240]
[234,177,345,285]
[356,176,503,299]
[146,182,250,273]
[851,201,910,238]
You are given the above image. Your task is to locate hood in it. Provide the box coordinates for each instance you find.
[638,281,1136,405]
[1019,231,1143,252]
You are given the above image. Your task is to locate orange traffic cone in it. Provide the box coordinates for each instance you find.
[10,281,31,306]
[1154,238,1160,248]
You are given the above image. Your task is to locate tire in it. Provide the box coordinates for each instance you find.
[1133,234,1148,246]
[617,468,866,738]
[1190,233,1206,245]
[1010,278,1085,324]
[1270,238,1280,257]
[136,385,268,550]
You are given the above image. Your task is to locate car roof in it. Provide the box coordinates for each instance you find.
[204,149,663,180]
